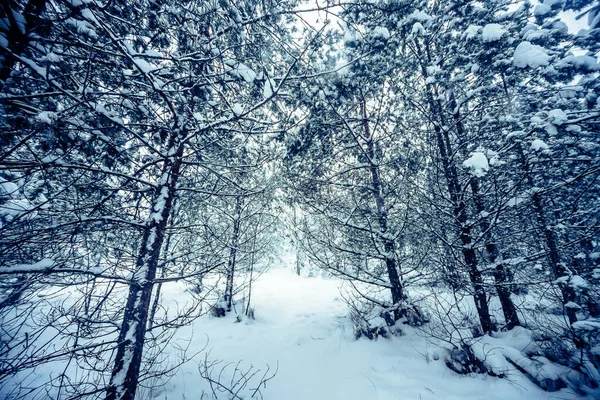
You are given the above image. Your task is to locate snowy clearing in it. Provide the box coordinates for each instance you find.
[151,268,582,400]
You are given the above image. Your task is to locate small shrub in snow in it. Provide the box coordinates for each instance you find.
[397,303,429,327]
[211,304,226,318]
[199,352,278,399]
[445,344,490,376]
[350,300,427,340]
[350,302,400,340]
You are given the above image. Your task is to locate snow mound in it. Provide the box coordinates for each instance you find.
[463,152,489,177]
[534,3,552,16]
[230,63,257,83]
[530,139,549,151]
[372,26,390,40]
[263,78,275,99]
[558,55,600,72]
[412,22,426,36]
[37,111,57,124]
[513,42,550,68]
[232,103,244,115]
[548,109,568,125]
[482,24,506,42]
[464,24,481,39]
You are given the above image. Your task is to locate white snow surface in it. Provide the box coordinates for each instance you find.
[412,22,426,36]
[408,10,433,22]
[133,57,156,73]
[37,111,57,124]
[230,63,257,83]
[151,268,581,400]
[530,139,549,151]
[263,78,275,99]
[0,258,55,274]
[463,152,489,177]
[534,3,552,16]
[464,24,481,39]
[232,103,244,115]
[513,42,550,68]
[558,55,600,71]
[0,179,18,195]
[372,26,390,40]
[482,24,506,42]
[548,108,568,125]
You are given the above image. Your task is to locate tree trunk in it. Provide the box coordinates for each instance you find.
[450,94,520,329]
[533,192,578,325]
[224,197,242,312]
[456,198,494,334]
[148,211,174,331]
[293,207,302,276]
[246,211,261,316]
[416,43,494,333]
[516,146,578,326]
[572,236,600,318]
[361,101,404,306]
[106,137,183,400]
[469,178,520,329]
[416,44,494,333]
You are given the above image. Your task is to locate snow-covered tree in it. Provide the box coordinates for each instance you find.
[0,0,309,398]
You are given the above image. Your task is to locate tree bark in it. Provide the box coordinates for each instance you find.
[533,192,578,325]
[246,211,262,316]
[415,43,494,333]
[148,210,174,331]
[572,236,600,318]
[224,196,242,312]
[361,100,404,306]
[106,136,183,400]
[450,94,520,329]
[515,145,578,326]
[469,178,520,329]
[293,207,302,276]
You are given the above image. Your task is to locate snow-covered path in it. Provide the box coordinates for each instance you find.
[158,268,581,400]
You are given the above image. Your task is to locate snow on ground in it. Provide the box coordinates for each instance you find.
[153,268,583,400]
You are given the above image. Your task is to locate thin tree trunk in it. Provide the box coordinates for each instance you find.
[469,178,520,329]
[450,95,520,329]
[294,208,302,276]
[148,209,175,331]
[224,197,242,312]
[572,236,600,318]
[106,137,183,400]
[499,73,578,328]
[245,249,255,316]
[360,100,404,307]
[416,41,493,333]
[515,146,578,326]
[246,211,261,316]
[533,192,578,325]
[427,112,493,333]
